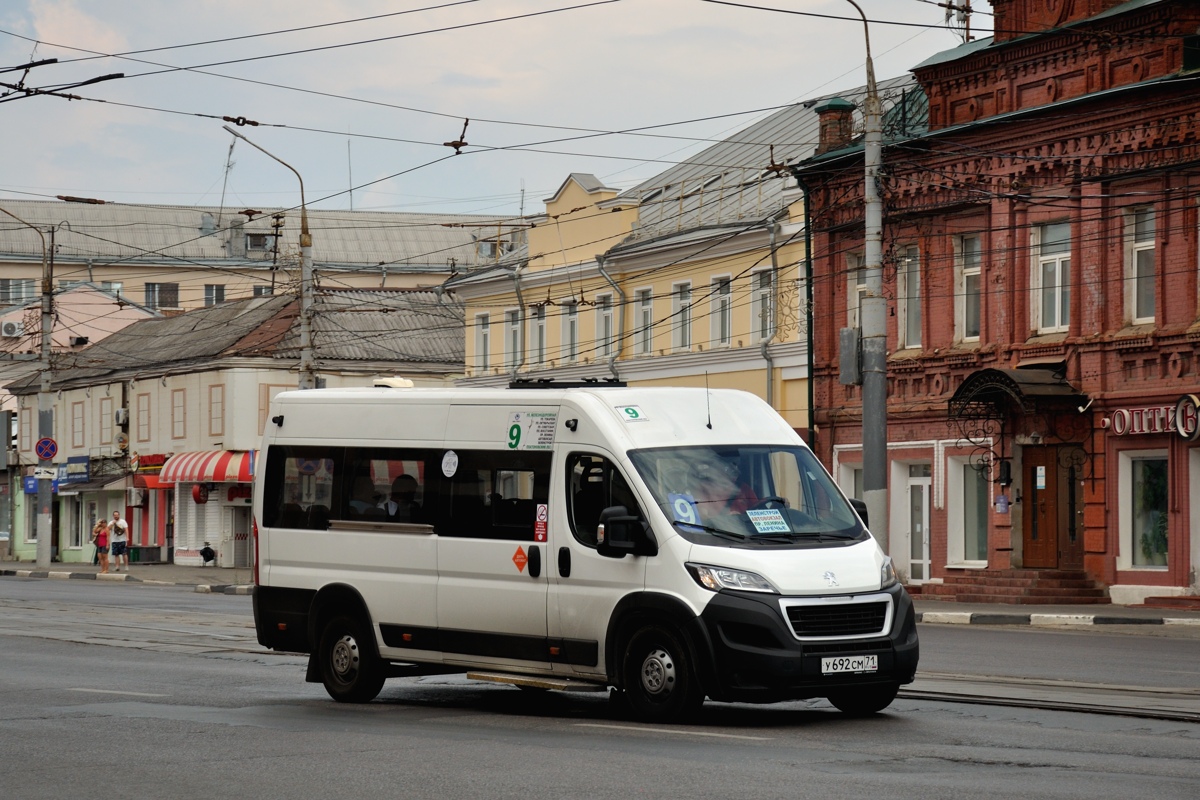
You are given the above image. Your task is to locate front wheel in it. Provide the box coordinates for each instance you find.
[621,625,704,723]
[827,682,899,716]
[317,614,386,703]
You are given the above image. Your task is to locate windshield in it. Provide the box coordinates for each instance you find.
[628,445,867,546]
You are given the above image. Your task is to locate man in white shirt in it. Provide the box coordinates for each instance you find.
[109,510,130,572]
[378,475,420,522]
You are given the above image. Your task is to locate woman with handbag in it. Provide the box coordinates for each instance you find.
[90,519,110,574]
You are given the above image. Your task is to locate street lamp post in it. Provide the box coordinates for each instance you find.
[0,206,54,566]
[221,126,317,390]
[844,0,889,554]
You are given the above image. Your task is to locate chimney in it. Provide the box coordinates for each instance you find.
[814,98,857,155]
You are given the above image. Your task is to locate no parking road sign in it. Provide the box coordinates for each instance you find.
[35,437,58,460]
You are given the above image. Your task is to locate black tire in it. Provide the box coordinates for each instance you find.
[317,614,386,703]
[827,683,900,716]
[621,625,703,723]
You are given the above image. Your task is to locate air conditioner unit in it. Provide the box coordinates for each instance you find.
[1,321,25,338]
[114,408,129,428]
[127,487,146,508]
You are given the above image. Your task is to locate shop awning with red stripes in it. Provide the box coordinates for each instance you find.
[158,450,255,485]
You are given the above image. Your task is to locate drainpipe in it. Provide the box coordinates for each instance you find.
[597,255,625,381]
[760,212,787,407]
[509,263,527,382]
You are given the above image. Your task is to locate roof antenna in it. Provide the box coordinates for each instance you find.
[705,371,713,430]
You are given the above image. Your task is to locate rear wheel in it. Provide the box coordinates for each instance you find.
[317,614,386,703]
[827,683,899,716]
[622,625,703,723]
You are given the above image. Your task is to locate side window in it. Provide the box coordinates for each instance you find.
[340,449,432,524]
[262,445,340,530]
[436,450,551,541]
[567,453,643,547]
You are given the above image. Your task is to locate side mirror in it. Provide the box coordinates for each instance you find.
[849,497,868,528]
[596,505,657,559]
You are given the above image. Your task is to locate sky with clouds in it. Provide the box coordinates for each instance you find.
[0,1,990,217]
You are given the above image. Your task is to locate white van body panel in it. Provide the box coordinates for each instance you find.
[688,538,885,596]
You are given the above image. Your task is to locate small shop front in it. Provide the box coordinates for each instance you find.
[158,450,255,569]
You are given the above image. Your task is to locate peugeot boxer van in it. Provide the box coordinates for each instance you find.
[252,385,918,721]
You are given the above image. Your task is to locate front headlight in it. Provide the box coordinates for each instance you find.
[687,563,778,593]
[880,556,898,589]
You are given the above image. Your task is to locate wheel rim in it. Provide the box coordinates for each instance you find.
[331,634,360,682]
[639,647,676,697]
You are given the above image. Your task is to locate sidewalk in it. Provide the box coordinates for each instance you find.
[2,561,1200,625]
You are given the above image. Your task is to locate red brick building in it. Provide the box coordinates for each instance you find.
[794,0,1200,604]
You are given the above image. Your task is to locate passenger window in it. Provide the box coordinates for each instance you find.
[262,445,339,530]
[436,450,551,541]
[567,453,642,547]
[340,449,431,524]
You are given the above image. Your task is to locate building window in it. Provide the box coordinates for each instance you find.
[531,306,546,365]
[847,253,866,329]
[636,289,653,355]
[751,271,773,342]
[209,385,225,437]
[171,388,186,439]
[99,396,113,445]
[136,393,151,442]
[712,277,732,347]
[1035,222,1071,333]
[671,282,692,351]
[1127,207,1155,325]
[1131,456,1168,567]
[72,401,85,449]
[504,310,521,369]
[596,294,613,359]
[144,282,179,310]
[253,285,274,297]
[1,278,35,306]
[957,235,982,342]
[564,302,578,362]
[474,313,490,372]
[899,245,921,348]
[204,284,226,307]
[19,407,31,452]
[246,233,273,251]
[963,463,989,562]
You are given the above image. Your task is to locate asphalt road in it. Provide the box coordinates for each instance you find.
[1,577,1198,800]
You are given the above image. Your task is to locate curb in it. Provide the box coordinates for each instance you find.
[916,611,1200,627]
[1,568,253,596]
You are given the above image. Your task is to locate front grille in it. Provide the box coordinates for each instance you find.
[785,601,888,638]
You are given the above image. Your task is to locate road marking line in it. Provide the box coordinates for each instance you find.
[68,688,169,698]
[574,723,771,740]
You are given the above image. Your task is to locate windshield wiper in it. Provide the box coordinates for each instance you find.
[671,519,748,541]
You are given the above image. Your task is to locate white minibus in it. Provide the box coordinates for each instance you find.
[252,384,918,721]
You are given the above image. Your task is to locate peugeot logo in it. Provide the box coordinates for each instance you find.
[823,570,839,587]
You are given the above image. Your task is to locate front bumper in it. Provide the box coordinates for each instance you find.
[695,583,919,703]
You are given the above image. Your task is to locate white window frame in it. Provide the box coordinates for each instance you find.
[946,455,991,567]
[1126,206,1156,325]
[1117,448,1169,571]
[563,302,578,363]
[208,384,225,437]
[136,393,151,443]
[71,401,85,449]
[846,253,866,329]
[1033,222,1071,334]
[504,309,521,369]
[474,313,490,372]
[0,278,36,305]
[144,282,180,310]
[898,244,921,348]
[956,235,982,343]
[531,306,546,366]
[99,396,113,446]
[204,284,225,307]
[711,276,732,348]
[635,288,653,355]
[671,282,692,352]
[171,388,186,440]
[595,294,614,359]
[750,270,773,343]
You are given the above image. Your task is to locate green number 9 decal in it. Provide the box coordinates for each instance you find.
[507,423,522,449]
[623,407,640,420]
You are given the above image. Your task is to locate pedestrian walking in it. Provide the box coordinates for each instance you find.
[90,519,110,574]
[109,510,130,572]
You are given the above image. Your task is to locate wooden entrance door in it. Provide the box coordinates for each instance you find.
[1022,446,1086,569]
[1022,447,1059,568]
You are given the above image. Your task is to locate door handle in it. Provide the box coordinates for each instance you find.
[558,546,571,578]
[527,544,541,578]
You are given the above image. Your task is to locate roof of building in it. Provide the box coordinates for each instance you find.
[5,288,464,392]
[615,74,922,242]
[0,199,519,271]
